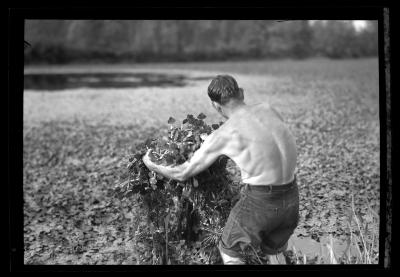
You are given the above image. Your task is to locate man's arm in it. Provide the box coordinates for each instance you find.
[143,129,228,182]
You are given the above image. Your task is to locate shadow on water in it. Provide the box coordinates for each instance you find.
[24,72,213,91]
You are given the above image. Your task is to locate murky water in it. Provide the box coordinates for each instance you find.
[288,235,359,262]
[24,72,213,91]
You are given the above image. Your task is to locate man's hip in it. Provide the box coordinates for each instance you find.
[219,176,299,260]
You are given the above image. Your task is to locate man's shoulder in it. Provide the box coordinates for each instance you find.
[217,118,251,146]
[206,120,240,148]
[217,117,239,134]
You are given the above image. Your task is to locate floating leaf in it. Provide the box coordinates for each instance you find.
[197,113,206,120]
[167,117,176,124]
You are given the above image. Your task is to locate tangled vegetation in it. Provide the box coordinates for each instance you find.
[113,113,243,264]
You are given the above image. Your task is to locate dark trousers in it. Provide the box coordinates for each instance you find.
[219,177,299,258]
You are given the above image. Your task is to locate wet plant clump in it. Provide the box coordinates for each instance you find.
[114,113,241,264]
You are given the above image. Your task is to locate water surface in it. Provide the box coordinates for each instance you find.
[24,72,213,91]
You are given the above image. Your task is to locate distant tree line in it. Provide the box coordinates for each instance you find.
[24,20,378,64]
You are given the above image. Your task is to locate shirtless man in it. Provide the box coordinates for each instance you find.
[143,75,299,265]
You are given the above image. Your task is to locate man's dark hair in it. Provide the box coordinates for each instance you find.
[207,75,242,105]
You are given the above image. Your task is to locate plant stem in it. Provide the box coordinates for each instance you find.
[351,194,370,263]
[249,245,263,265]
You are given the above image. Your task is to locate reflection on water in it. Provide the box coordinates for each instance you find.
[24,72,213,91]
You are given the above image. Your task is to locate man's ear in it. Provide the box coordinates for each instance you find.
[238,88,244,101]
[212,101,221,111]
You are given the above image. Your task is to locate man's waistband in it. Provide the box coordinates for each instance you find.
[244,177,297,192]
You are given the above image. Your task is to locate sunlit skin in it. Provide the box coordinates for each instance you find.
[143,89,297,186]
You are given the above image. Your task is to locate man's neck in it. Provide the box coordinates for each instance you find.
[223,101,246,118]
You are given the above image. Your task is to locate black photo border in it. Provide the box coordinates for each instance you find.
[8,2,395,272]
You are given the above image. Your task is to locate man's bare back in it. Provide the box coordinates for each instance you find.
[216,103,297,186]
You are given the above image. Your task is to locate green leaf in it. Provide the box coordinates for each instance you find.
[173,130,180,141]
[165,155,174,165]
[197,113,207,120]
[168,117,176,124]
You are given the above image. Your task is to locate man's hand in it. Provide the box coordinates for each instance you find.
[142,149,184,181]
[142,149,157,172]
